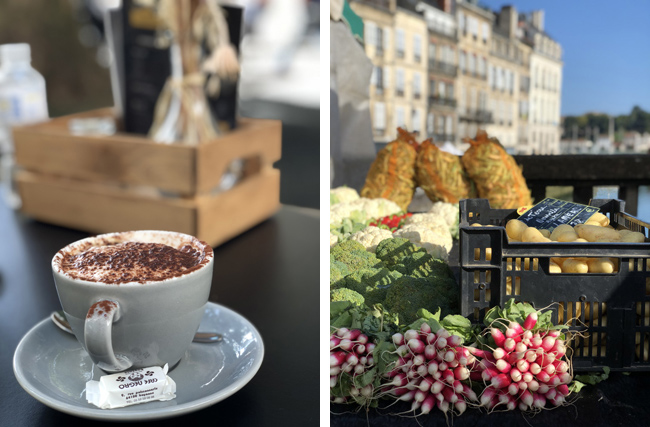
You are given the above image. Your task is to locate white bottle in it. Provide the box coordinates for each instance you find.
[0,43,49,209]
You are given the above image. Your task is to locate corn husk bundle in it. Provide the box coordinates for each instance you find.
[360,128,418,211]
[145,0,240,145]
[415,138,476,203]
[461,130,532,209]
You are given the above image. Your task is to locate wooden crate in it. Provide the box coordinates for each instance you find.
[13,108,282,246]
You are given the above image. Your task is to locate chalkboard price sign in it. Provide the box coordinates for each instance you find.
[517,198,599,231]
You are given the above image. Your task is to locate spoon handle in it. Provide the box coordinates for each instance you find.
[52,311,223,343]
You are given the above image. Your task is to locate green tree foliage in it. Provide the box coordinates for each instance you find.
[563,106,650,138]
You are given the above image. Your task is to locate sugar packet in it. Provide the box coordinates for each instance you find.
[86,364,176,409]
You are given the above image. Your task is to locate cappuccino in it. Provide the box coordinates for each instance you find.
[53,230,212,285]
[52,230,215,372]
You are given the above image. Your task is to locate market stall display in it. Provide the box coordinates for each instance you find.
[330,129,650,423]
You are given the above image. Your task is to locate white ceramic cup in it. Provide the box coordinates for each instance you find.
[52,230,214,373]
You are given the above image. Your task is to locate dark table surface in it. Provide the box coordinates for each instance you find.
[0,203,320,426]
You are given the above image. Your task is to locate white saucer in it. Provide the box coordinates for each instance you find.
[13,302,264,421]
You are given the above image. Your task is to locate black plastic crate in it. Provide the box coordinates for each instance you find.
[459,198,650,371]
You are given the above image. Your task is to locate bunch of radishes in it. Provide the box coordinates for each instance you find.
[380,322,479,416]
[472,312,572,411]
[330,327,377,405]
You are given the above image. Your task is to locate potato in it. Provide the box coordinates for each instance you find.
[585,220,603,226]
[619,230,645,243]
[587,258,615,274]
[636,302,650,317]
[575,238,588,242]
[549,260,562,274]
[574,223,622,242]
[551,257,566,268]
[550,224,575,241]
[521,227,551,243]
[556,230,579,242]
[562,258,588,273]
[470,223,483,227]
[505,219,528,240]
[588,212,609,227]
[539,229,551,238]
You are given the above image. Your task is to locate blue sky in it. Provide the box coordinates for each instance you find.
[479,0,650,117]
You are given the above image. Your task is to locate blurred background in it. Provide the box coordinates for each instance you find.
[0,0,320,209]
[331,0,650,217]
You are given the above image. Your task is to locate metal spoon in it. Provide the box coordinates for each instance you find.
[51,311,223,343]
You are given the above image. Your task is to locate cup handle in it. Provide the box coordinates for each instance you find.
[84,299,132,372]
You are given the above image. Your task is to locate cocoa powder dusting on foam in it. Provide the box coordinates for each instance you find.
[62,242,206,284]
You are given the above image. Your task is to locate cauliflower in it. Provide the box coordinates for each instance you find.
[330,186,360,205]
[330,197,402,228]
[349,226,394,252]
[330,232,339,247]
[393,223,452,261]
[428,202,460,229]
[404,213,449,231]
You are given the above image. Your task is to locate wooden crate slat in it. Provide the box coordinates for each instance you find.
[197,168,280,246]
[13,109,282,197]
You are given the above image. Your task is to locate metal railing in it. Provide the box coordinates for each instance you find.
[513,154,650,216]
[428,61,457,77]
[459,109,493,123]
[428,96,457,108]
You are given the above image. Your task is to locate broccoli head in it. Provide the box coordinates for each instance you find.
[384,276,457,325]
[340,267,402,306]
[330,258,351,288]
[375,237,426,267]
[330,239,381,272]
[425,274,460,315]
[330,288,365,306]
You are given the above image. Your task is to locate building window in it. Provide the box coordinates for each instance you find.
[447,83,454,100]
[478,56,486,78]
[364,21,377,46]
[374,102,386,131]
[413,72,421,99]
[429,43,436,63]
[427,112,434,134]
[375,67,384,93]
[459,86,466,112]
[412,108,421,133]
[488,64,495,88]
[429,79,436,96]
[437,115,445,134]
[458,12,465,34]
[470,87,477,110]
[376,27,384,54]
[468,54,476,76]
[396,106,406,128]
[459,51,466,72]
[383,27,390,52]
[482,22,489,43]
[396,28,405,58]
[383,67,390,91]
[469,16,478,39]
[445,116,453,135]
[396,68,405,96]
[413,34,422,63]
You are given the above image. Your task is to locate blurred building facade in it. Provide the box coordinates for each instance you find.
[350,0,563,154]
